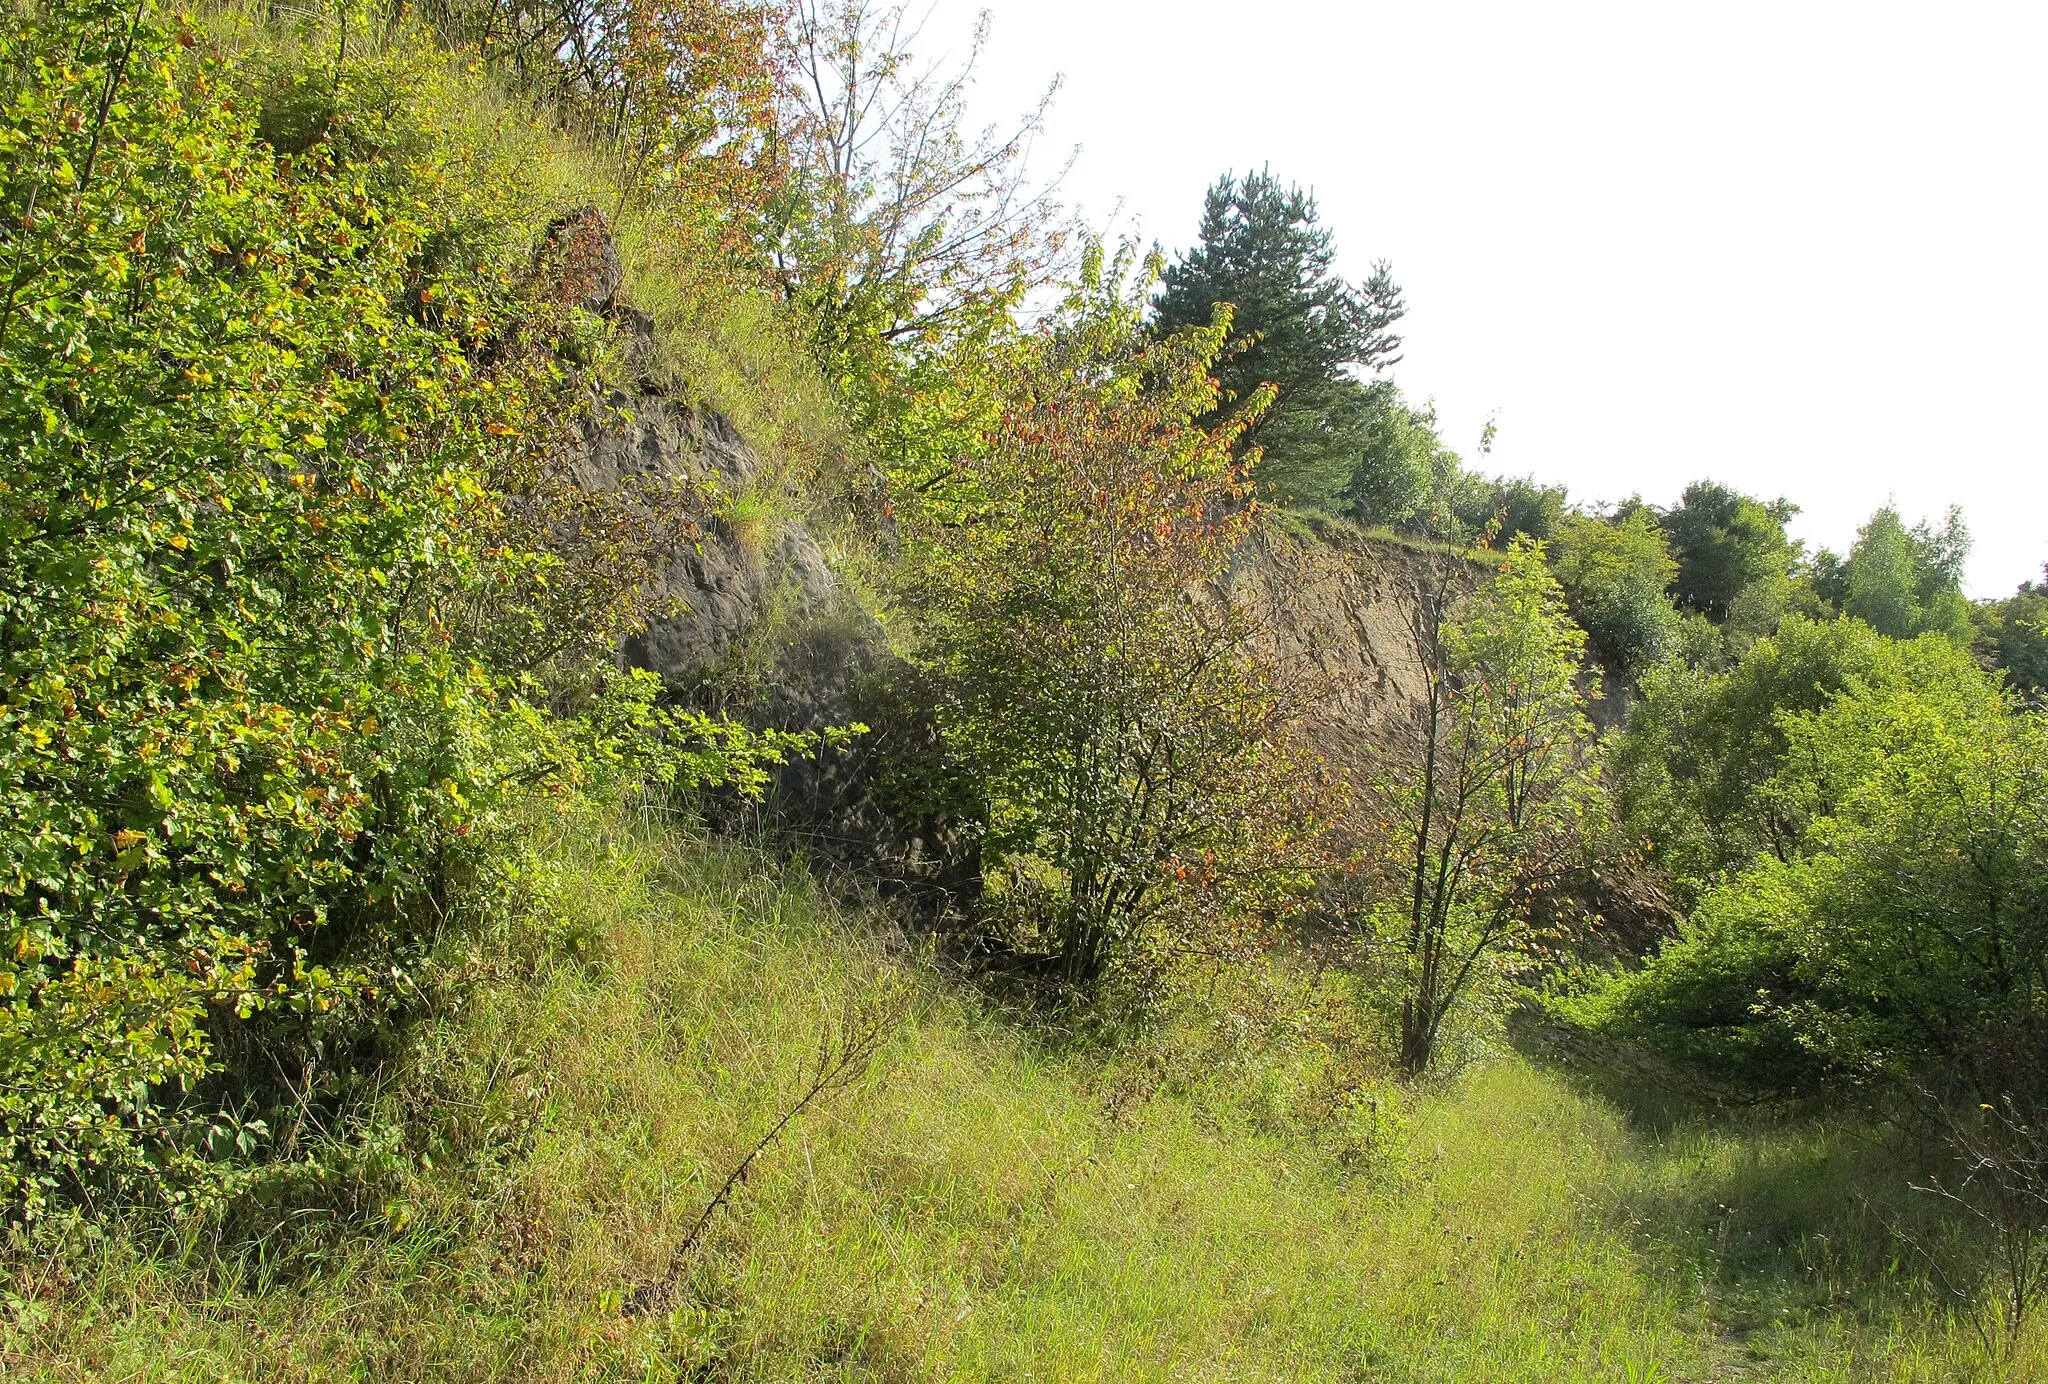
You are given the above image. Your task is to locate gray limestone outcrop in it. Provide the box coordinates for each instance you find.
[544,211,972,907]
[577,380,975,907]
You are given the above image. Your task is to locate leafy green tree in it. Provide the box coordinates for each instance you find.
[1756,639,2045,1089]
[1807,546,1850,611]
[1842,504,1974,644]
[1347,392,1455,527]
[1549,509,1682,678]
[1974,570,2048,702]
[1152,169,1405,512]
[1609,617,1899,903]
[764,1,1070,479]
[1370,537,1602,1074]
[1659,481,1798,623]
[1455,475,1570,546]
[901,247,1323,987]
[1576,630,2021,1096]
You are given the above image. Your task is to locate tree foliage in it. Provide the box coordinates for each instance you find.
[1583,636,2048,1104]
[1760,646,2046,1090]
[765,0,1070,475]
[1609,617,1906,904]
[0,4,806,1222]
[900,248,1323,986]
[1346,393,1456,528]
[1549,508,1682,678]
[1453,474,1568,547]
[1368,537,1602,1073]
[1838,504,1973,645]
[1152,169,1404,513]
[1658,481,1798,625]
[1976,570,2048,704]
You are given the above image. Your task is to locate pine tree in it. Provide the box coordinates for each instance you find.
[1152,170,1404,512]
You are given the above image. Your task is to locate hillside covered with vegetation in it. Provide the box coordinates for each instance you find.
[4,1,2047,1380]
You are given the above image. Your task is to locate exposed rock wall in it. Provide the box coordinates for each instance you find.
[1217,523,1465,767]
[576,397,846,682]
[531,207,976,910]
[570,373,976,909]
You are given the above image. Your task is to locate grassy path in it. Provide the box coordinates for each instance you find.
[5,818,2031,1381]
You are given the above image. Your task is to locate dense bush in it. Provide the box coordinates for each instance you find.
[1975,572,2048,702]
[899,249,1326,988]
[1572,635,2048,1110]
[1606,616,1901,904]
[1549,509,1682,678]
[1746,641,2047,1093]
[0,4,810,1224]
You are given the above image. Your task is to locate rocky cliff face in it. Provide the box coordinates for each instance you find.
[1218,523,1464,767]
[576,395,846,685]
[567,356,977,909]
[533,207,976,910]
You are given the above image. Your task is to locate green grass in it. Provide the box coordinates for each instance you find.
[5,807,2040,1381]
[1257,509,1511,572]
[200,1,847,522]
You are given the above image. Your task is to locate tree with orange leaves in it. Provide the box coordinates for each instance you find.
[900,246,1325,988]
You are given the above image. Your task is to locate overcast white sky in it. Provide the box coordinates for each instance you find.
[927,1,2046,596]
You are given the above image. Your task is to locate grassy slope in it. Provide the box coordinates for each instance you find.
[10,19,2027,1382]
[6,808,2033,1383]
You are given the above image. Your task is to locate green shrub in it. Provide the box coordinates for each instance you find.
[1609,617,1900,902]
[1549,509,1682,678]
[1571,630,2046,1107]
[0,1,566,1220]
[0,4,828,1225]
[898,248,1324,988]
